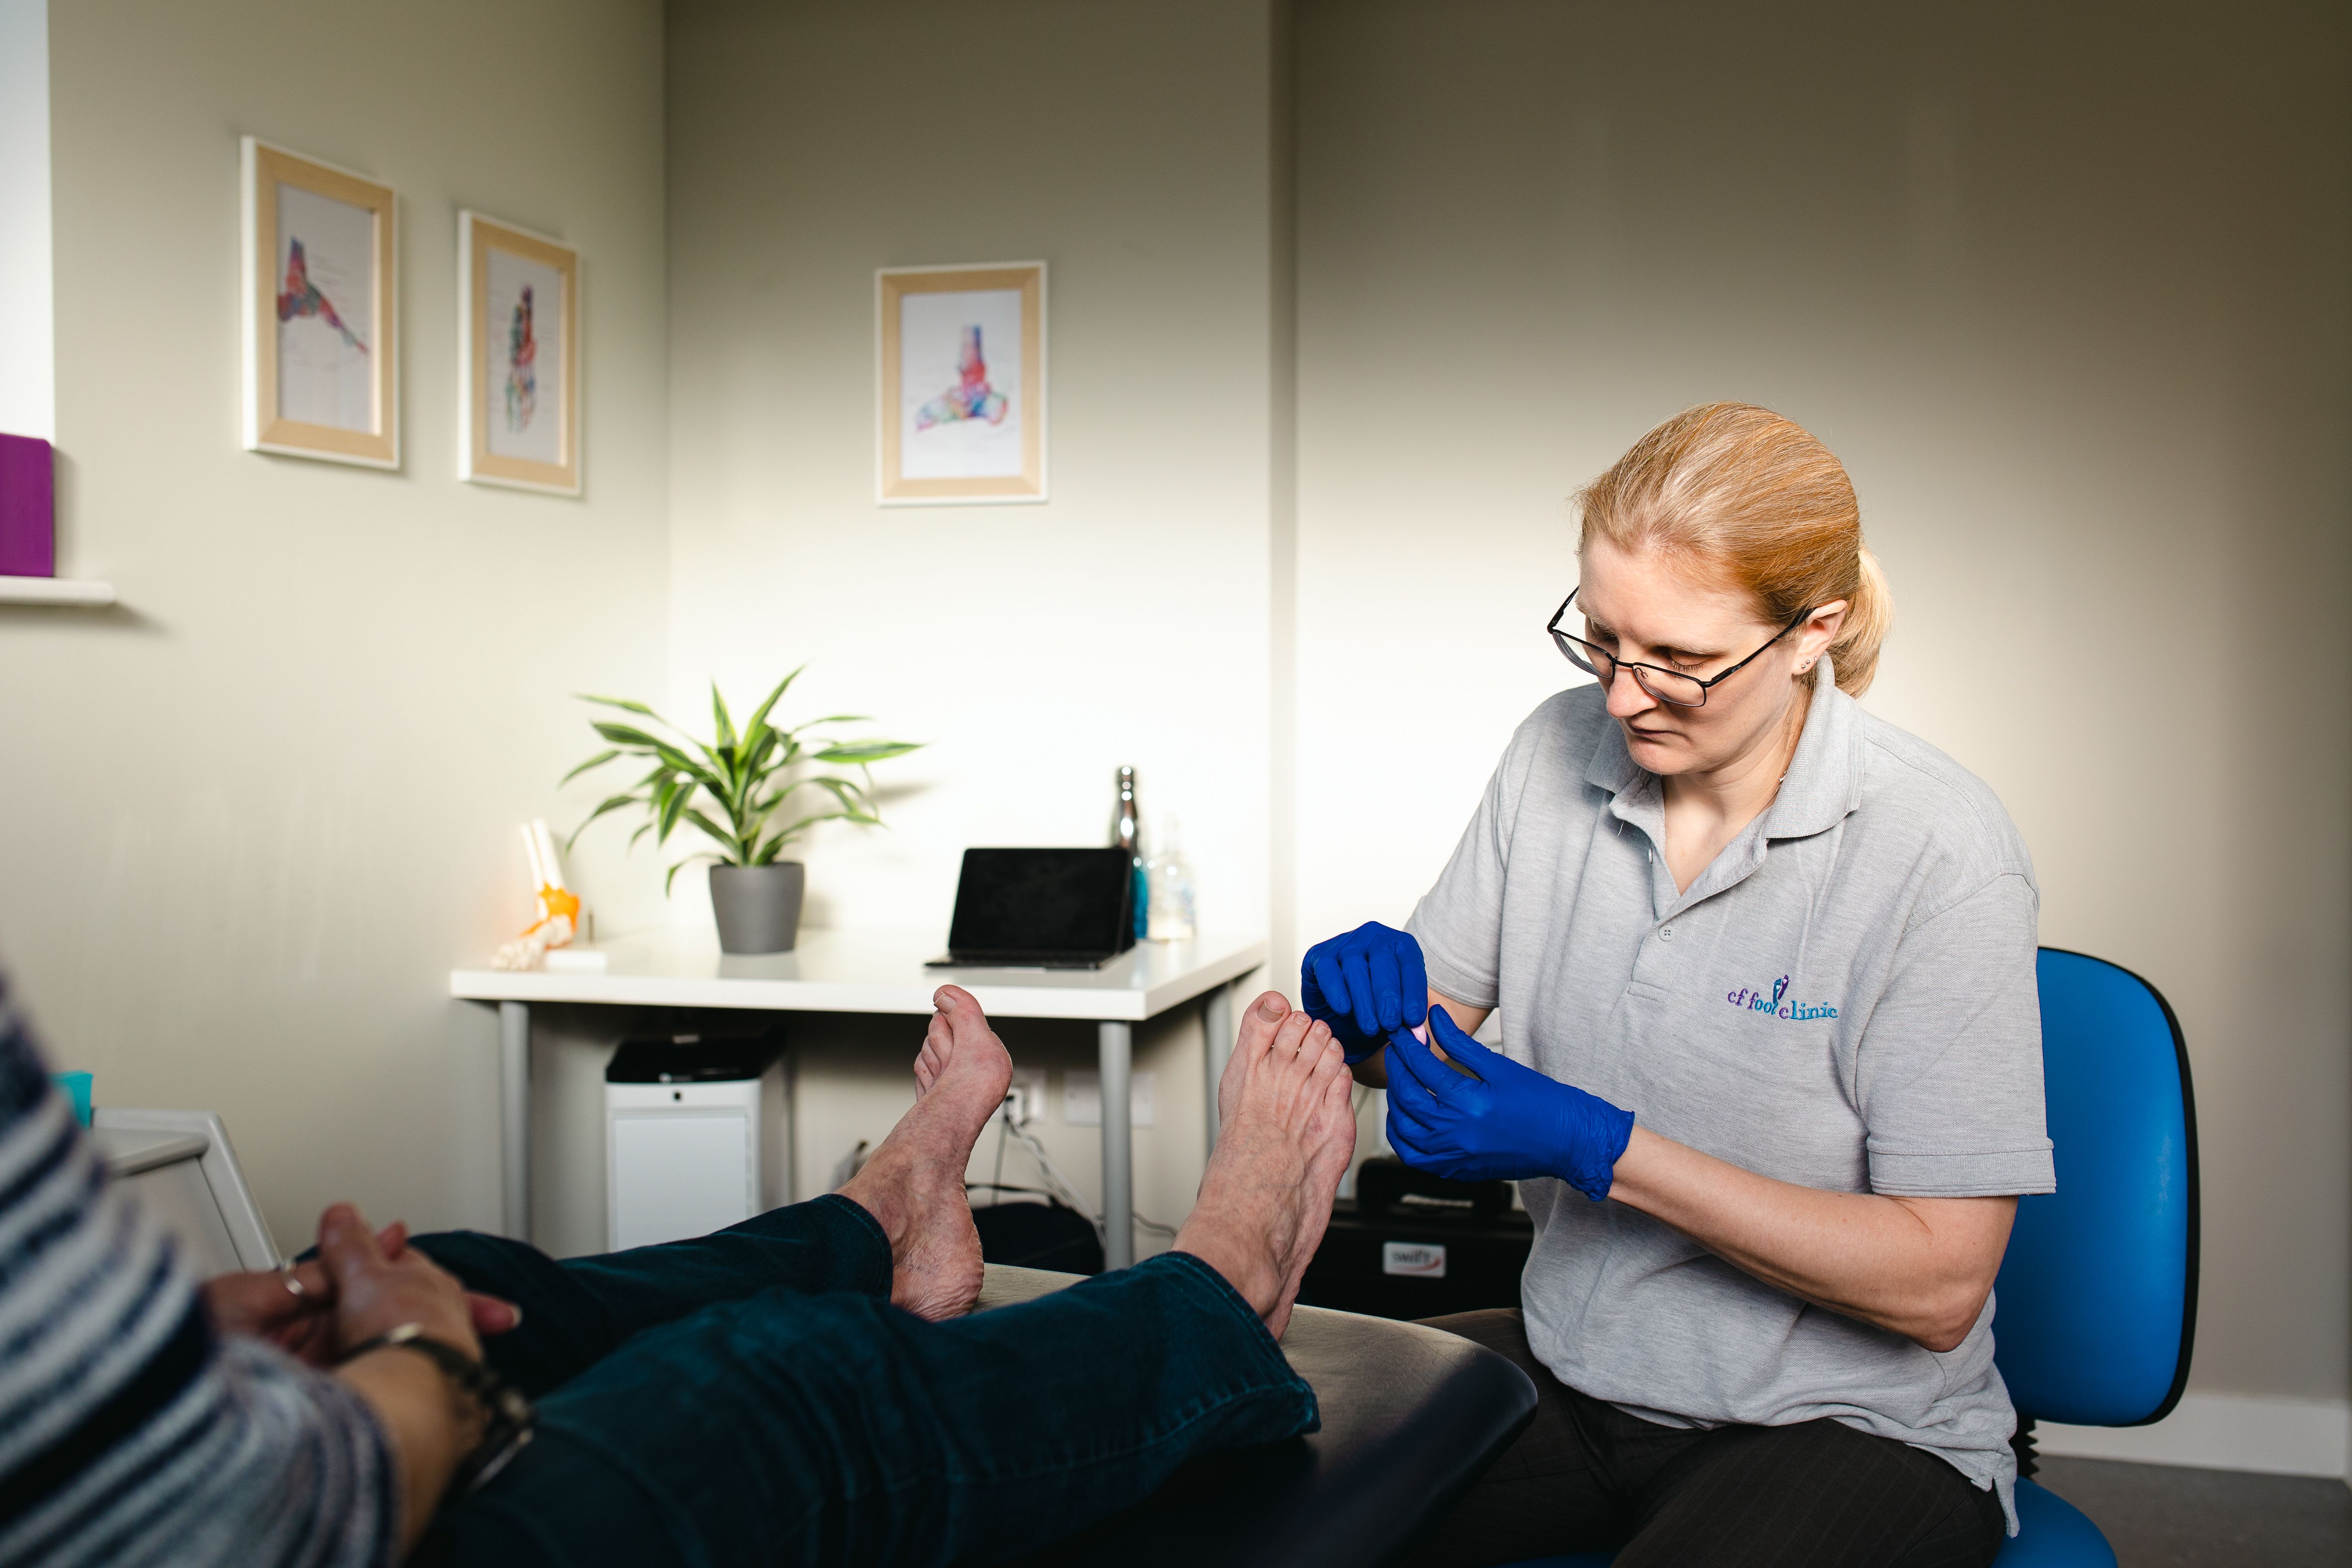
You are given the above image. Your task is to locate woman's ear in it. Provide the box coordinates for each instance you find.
[1796,599,1849,668]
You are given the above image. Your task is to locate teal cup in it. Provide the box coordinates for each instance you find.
[51,1071,92,1127]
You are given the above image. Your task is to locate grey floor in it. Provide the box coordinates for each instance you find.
[2036,1456,2352,1567]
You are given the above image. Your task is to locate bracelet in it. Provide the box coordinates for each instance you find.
[340,1323,536,1494]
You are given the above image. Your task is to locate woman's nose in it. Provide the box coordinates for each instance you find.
[1604,665,1656,718]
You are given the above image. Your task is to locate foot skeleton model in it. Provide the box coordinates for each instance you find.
[491,820,583,972]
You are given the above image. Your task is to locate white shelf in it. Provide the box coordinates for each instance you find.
[0,576,116,607]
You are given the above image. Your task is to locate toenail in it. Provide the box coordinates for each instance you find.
[1259,994,1285,1017]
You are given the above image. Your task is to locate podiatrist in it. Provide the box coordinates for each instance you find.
[1304,404,2054,1568]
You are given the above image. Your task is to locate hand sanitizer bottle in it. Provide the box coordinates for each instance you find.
[1145,814,1197,942]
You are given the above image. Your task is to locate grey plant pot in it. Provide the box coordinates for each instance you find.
[709,862,806,954]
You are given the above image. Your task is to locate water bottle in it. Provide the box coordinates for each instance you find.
[1146,815,1197,942]
[1112,766,1148,941]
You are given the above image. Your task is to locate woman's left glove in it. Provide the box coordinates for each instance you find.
[1300,921,1428,1063]
[1384,1007,1633,1202]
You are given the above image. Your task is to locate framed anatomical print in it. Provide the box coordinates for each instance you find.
[459,211,581,495]
[241,138,398,468]
[877,262,1046,504]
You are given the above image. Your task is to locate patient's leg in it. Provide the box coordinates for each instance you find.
[837,983,1012,1321]
[1177,989,1357,1338]
[411,985,1008,1394]
[425,993,1356,1568]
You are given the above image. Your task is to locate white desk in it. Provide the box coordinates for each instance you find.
[450,929,1267,1268]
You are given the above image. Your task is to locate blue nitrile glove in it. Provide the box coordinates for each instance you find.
[1301,921,1429,1063]
[1384,1007,1635,1202]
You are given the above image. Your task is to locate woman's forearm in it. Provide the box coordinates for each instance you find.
[1605,1127,2015,1353]
[337,1350,484,1550]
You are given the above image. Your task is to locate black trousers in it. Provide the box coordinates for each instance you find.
[1400,1310,2007,1568]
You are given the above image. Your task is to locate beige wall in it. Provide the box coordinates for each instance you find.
[1291,0,2352,1408]
[10,0,2343,1441]
[2,0,671,1244]
[657,0,1284,1243]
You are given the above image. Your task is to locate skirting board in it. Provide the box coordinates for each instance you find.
[2037,1393,2351,1481]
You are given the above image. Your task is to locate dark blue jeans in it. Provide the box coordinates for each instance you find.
[407,1196,1316,1567]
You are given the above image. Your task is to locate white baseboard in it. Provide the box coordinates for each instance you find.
[2036,1392,2350,1480]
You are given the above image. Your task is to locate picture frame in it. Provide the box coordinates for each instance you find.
[240,138,398,468]
[458,212,581,495]
[877,262,1046,505]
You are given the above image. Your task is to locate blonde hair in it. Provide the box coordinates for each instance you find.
[1574,402,1893,696]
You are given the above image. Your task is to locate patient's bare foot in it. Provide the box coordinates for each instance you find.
[839,985,1011,1320]
[1176,991,1355,1339]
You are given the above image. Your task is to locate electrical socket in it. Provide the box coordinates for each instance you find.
[1004,1068,1048,1127]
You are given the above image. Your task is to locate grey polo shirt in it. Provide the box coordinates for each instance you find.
[1406,673,2055,1528]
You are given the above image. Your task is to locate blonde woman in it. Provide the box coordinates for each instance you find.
[1304,404,2051,1567]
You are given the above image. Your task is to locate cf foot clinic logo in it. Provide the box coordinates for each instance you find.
[1727,975,1838,1022]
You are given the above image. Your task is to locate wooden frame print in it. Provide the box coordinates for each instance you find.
[877,262,1046,505]
[459,212,581,495]
[240,138,398,468]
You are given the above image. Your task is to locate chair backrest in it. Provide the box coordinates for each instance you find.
[1992,948,2197,1427]
[91,1107,282,1271]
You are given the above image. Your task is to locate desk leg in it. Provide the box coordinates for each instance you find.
[498,1001,531,1242]
[1202,982,1234,1160]
[1098,1020,1134,1270]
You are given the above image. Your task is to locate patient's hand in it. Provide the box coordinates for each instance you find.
[202,1211,519,1367]
[202,1259,338,1364]
[316,1204,485,1358]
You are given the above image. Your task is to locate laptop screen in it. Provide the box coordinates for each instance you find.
[947,848,1133,956]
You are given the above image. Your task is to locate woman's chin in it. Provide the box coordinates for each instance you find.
[1622,725,1686,768]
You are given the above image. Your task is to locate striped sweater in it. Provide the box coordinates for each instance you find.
[0,975,397,1567]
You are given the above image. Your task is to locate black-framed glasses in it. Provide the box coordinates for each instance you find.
[1547,588,1812,708]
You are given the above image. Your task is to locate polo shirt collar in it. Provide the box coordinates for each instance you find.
[1582,659,1862,841]
[1762,664,1865,842]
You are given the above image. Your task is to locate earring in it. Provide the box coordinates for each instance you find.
[1798,660,1815,673]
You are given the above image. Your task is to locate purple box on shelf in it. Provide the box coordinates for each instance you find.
[0,433,56,579]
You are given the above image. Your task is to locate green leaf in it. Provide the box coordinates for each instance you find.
[680,807,739,858]
[740,666,806,742]
[738,728,781,786]
[655,776,694,845]
[781,714,871,733]
[664,854,723,896]
[769,809,879,848]
[592,721,672,752]
[628,820,655,849]
[564,792,644,851]
[558,749,621,787]
[575,693,662,720]
[643,741,725,793]
[710,682,739,751]
[794,775,875,817]
[814,740,922,765]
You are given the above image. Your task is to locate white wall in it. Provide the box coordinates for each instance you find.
[0,0,53,441]
[0,0,671,1244]
[1291,0,2351,1432]
[655,0,1284,1243]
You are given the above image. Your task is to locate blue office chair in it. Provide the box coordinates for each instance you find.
[1499,947,2199,1568]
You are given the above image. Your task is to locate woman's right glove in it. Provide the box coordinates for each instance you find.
[1301,921,1429,1063]
[1385,1006,1634,1202]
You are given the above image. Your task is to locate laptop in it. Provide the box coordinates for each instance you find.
[925,848,1138,970]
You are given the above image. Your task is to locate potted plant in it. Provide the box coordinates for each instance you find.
[562,669,920,954]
